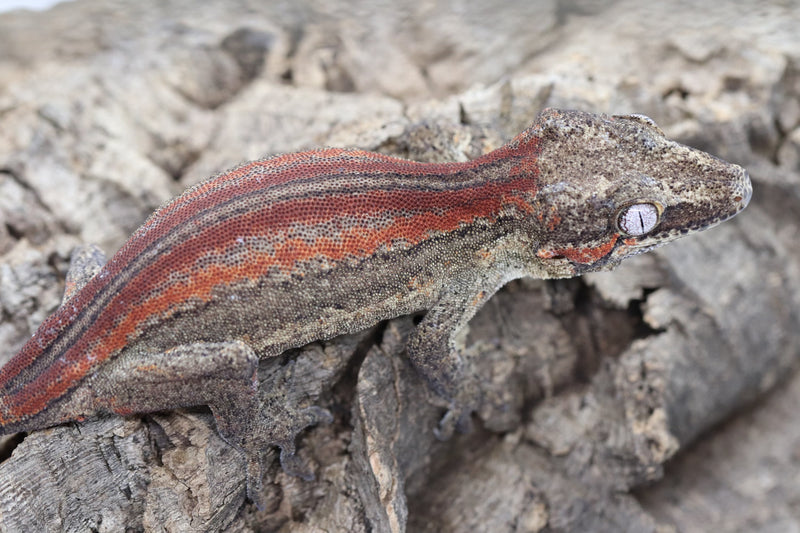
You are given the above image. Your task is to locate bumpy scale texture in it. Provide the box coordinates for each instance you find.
[0,108,751,505]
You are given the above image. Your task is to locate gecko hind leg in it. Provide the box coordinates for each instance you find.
[93,341,329,509]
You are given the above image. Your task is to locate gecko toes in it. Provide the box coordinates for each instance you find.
[279,449,316,481]
[434,405,475,440]
[299,405,334,428]
[275,406,332,480]
[434,412,456,440]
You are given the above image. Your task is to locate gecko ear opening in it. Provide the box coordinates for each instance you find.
[615,202,663,236]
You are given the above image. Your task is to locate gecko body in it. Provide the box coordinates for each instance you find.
[0,109,751,504]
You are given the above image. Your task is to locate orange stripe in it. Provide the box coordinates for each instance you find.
[537,234,619,264]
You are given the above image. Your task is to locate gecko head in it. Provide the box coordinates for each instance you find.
[527,108,752,278]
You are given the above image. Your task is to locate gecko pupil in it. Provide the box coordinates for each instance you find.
[618,203,658,236]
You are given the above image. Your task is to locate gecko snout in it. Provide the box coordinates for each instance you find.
[719,165,752,223]
[724,165,752,220]
[736,169,753,210]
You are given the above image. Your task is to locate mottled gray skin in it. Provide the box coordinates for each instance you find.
[4,109,751,508]
[531,112,751,276]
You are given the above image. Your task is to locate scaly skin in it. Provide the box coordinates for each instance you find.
[0,108,751,505]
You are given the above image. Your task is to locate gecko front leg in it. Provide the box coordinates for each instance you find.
[408,267,516,439]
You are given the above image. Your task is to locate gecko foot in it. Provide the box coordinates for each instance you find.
[432,378,481,440]
[241,404,333,507]
[271,406,333,481]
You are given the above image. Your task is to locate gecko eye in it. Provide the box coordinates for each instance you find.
[616,203,660,236]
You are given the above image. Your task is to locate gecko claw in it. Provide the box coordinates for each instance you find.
[433,411,456,441]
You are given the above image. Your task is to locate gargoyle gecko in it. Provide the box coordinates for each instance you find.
[0,108,751,505]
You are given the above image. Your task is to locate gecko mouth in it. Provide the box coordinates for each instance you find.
[654,200,748,239]
[647,168,751,240]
